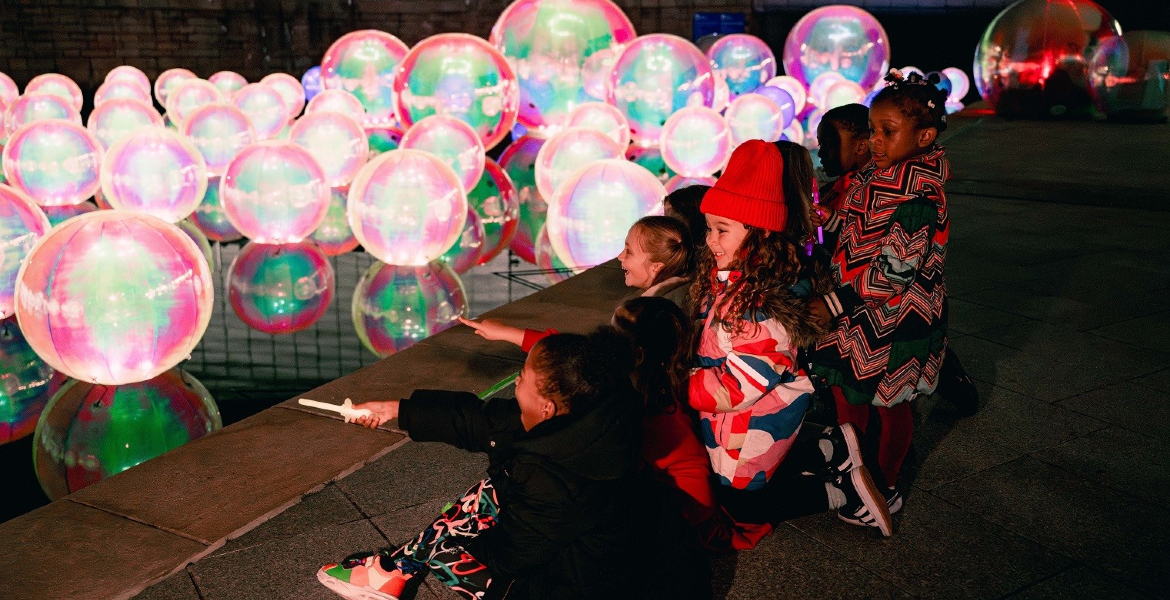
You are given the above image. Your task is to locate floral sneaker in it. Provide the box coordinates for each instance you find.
[317,552,410,600]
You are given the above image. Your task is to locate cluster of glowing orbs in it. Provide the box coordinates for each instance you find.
[782,5,890,92]
[498,135,545,264]
[534,127,623,201]
[753,85,797,129]
[181,103,257,176]
[665,175,716,194]
[25,74,84,112]
[0,186,51,318]
[535,224,574,285]
[659,106,732,178]
[0,317,61,445]
[711,76,731,113]
[399,115,486,193]
[5,94,81,136]
[607,34,716,147]
[227,241,335,334]
[261,73,307,118]
[488,0,636,137]
[190,176,243,242]
[86,98,164,150]
[154,68,198,107]
[581,47,620,100]
[100,128,208,223]
[220,141,330,243]
[95,80,153,107]
[209,71,248,96]
[3,120,103,207]
[974,0,1120,117]
[0,73,18,105]
[765,75,807,115]
[15,212,214,386]
[438,207,486,274]
[232,83,291,140]
[707,34,777,102]
[43,202,98,227]
[546,159,665,270]
[321,30,411,127]
[347,149,468,266]
[566,102,632,150]
[166,79,225,128]
[625,144,675,182]
[724,94,785,147]
[289,111,369,187]
[301,66,323,102]
[310,188,359,256]
[306,89,366,123]
[392,33,520,150]
[351,260,468,358]
[1089,31,1170,119]
[105,66,151,93]
[366,125,403,156]
[467,159,519,265]
[32,368,220,500]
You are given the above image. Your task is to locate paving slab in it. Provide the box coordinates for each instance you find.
[1089,310,1170,353]
[933,456,1170,596]
[1134,368,1170,393]
[1034,426,1170,510]
[1056,382,1170,442]
[0,500,206,600]
[369,500,451,547]
[945,296,1032,336]
[70,407,404,545]
[211,484,366,557]
[1005,566,1157,600]
[906,417,1021,491]
[788,491,1072,600]
[336,441,489,518]
[132,570,201,600]
[945,380,1107,454]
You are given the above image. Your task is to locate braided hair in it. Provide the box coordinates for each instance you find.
[872,68,949,133]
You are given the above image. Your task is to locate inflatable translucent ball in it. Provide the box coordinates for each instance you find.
[310,187,360,256]
[190,176,243,243]
[974,0,1120,117]
[181,103,257,177]
[1089,31,1170,120]
[175,218,215,269]
[707,34,777,102]
[352,260,468,358]
[0,316,62,445]
[660,106,732,178]
[782,5,890,92]
[154,68,198,107]
[608,34,716,148]
[366,125,404,157]
[467,158,519,265]
[5,94,81,136]
[209,71,248,96]
[822,79,868,110]
[32,368,220,500]
[753,85,797,130]
[227,240,335,335]
[942,67,971,103]
[665,175,717,194]
[15,211,214,385]
[301,66,323,102]
[95,80,153,107]
[400,115,486,194]
[86,98,164,150]
[567,102,632,151]
[534,126,624,201]
[221,141,330,243]
[765,75,808,114]
[289,110,370,187]
[4,120,102,207]
[0,185,50,318]
[25,73,84,112]
[307,89,367,123]
[625,144,675,182]
[535,223,575,285]
[546,159,665,270]
[261,73,306,118]
[0,73,17,106]
[438,206,486,274]
[105,66,152,93]
[488,0,636,137]
[101,127,208,223]
[498,135,546,264]
[321,30,411,128]
[232,83,291,140]
[165,79,226,129]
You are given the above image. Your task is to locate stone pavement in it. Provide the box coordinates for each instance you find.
[3,112,1168,600]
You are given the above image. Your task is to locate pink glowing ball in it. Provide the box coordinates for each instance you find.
[209,71,248,96]
[86,98,164,150]
[181,103,257,177]
[25,74,84,113]
[607,34,716,148]
[0,185,51,318]
[14,211,214,385]
[220,141,330,243]
[400,115,486,194]
[498,135,546,264]
[566,102,632,152]
[100,128,208,223]
[95,80,153,107]
[659,106,732,178]
[261,73,306,118]
[765,75,808,114]
[306,89,366,123]
[154,68,198,107]
[309,187,359,256]
[468,158,519,266]
[664,175,717,194]
[5,94,81,136]
[232,83,291,140]
[782,5,891,92]
[227,240,335,335]
[165,79,226,129]
[105,66,152,93]
[321,30,411,128]
[289,111,370,187]
[534,127,624,201]
[534,223,574,285]
[725,93,786,147]
[189,176,243,243]
[3,120,103,207]
[347,149,468,266]
[0,73,18,106]
[352,260,468,358]
[707,34,777,102]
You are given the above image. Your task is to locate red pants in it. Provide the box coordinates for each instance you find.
[831,387,913,487]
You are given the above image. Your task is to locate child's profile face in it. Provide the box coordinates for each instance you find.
[617,227,664,289]
[868,102,934,169]
[704,213,749,270]
[818,122,870,177]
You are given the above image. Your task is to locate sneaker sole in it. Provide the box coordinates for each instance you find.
[838,423,864,474]
[888,493,903,515]
[317,568,400,600]
[839,466,894,537]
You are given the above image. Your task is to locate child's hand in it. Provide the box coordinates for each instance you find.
[810,205,834,228]
[351,400,400,429]
[458,316,525,346]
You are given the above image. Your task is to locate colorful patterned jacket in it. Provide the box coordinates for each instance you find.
[688,272,814,491]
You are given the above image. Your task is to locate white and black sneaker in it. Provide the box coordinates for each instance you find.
[820,423,864,476]
[834,464,894,537]
[885,486,903,515]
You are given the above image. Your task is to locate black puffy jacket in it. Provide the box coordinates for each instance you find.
[398,388,643,600]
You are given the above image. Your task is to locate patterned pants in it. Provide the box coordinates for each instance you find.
[386,478,499,600]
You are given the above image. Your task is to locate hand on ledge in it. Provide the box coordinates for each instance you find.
[458,316,525,346]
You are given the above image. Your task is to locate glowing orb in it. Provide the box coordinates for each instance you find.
[86,98,163,150]
[438,206,485,274]
[659,106,731,177]
[352,260,468,358]
[105,66,152,92]
[943,67,971,103]
[15,211,214,385]
[347,149,468,266]
[607,34,716,147]
[399,115,486,193]
[232,83,291,140]
[261,73,306,118]
[209,71,248,96]
[566,102,632,152]
[306,89,366,123]
[321,30,411,127]
[190,176,243,242]
[753,85,797,130]
[665,175,717,193]
[227,240,334,335]
[1090,31,1170,119]
[3,120,102,207]
[154,68,198,107]
[467,158,519,265]
[366,125,404,156]
[0,73,17,106]
[5,93,81,136]
[582,47,620,100]
[765,75,808,115]
[100,128,208,223]
[221,141,330,243]
[625,144,675,182]
[782,5,890,92]
[707,34,777,102]
[0,185,50,318]
[181,103,257,177]
[535,223,574,285]
[724,94,785,147]
[534,126,623,201]
[175,218,214,268]
[43,201,98,227]
[95,80,153,107]
[498,135,545,264]
[301,66,323,102]
[822,79,868,111]
[289,111,369,187]
[803,109,824,149]
[0,317,61,445]
[166,79,225,128]
[712,75,731,113]
[25,74,83,112]
[310,187,359,256]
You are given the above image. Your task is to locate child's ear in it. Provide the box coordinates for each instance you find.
[917,127,938,148]
[854,137,871,157]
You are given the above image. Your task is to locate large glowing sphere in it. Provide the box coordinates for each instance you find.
[289,111,369,187]
[347,149,468,266]
[535,224,574,285]
[4,94,81,136]
[25,74,84,113]
[782,6,890,92]
[489,0,636,137]
[608,34,716,147]
[808,71,848,110]
[95,80,153,107]
[306,89,366,123]
[707,34,777,102]
[665,174,717,194]
[352,260,468,358]
[974,0,1119,117]
[546,159,665,269]
[438,206,486,274]
[393,33,520,150]
[15,211,214,385]
[232,83,291,140]
[659,106,732,178]
[220,141,330,243]
[321,30,411,128]
[33,368,220,500]
[1090,31,1170,119]
[724,93,786,148]
[625,144,675,182]
[100,128,208,223]
[86,98,163,151]
[4,120,102,207]
[166,79,225,129]
[261,73,306,118]
[0,317,61,445]
[468,159,519,265]
[310,187,359,256]
[0,73,17,106]
[190,176,243,242]
[566,102,631,150]
[765,75,808,114]
[154,68,198,107]
[0,185,50,318]
[104,66,152,93]
[498,135,545,264]
[209,71,248,96]
[227,240,334,335]
[181,103,256,177]
[400,115,486,193]
[534,127,623,201]
[301,66,323,102]
[366,125,404,156]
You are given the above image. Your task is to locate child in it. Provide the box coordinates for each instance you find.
[688,139,892,536]
[663,185,709,255]
[810,70,952,522]
[317,329,643,600]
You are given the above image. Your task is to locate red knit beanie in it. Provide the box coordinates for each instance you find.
[700,139,787,232]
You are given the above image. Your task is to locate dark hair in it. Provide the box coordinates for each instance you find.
[872,70,948,133]
[663,185,709,250]
[630,216,693,285]
[821,103,871,139]
[530,327,637,415]
[611,297,692,416]
[772,140,816,246]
